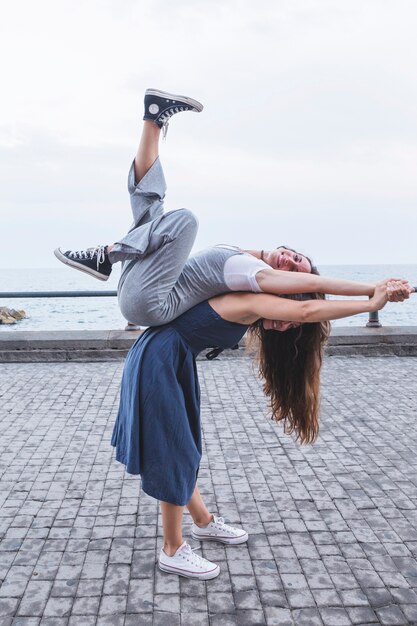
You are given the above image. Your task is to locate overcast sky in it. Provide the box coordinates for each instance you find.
[1,0,417,268]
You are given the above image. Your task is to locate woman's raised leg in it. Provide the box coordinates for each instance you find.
[70,121,162,260]
[54,89,203,284]
[134,120,161,184]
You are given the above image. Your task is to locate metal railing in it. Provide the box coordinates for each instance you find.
[0,291,117,298]
[0,290,383,328]
[0,291,141,331]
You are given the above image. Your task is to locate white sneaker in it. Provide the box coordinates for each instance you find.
[191,515,249,545]
[158,541,220,580]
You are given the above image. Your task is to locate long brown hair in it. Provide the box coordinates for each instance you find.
[248,270,330,444]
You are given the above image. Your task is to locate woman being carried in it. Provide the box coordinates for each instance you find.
[54,89,410,330]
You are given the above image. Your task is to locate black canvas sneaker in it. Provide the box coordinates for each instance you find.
[143,88,204,137]
[54,245,112,281]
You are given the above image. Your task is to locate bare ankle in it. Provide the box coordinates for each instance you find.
[163,541,183,557]
[194,513,213,528]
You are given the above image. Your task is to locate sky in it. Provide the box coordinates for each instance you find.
[1,0,417,268]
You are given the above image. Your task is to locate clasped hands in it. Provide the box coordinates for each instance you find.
[384,279,414,302]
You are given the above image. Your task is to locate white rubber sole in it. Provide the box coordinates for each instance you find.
[158,560,220,580]
[145,88,204,112]
[53,248,109,282]
[191,530,249,545]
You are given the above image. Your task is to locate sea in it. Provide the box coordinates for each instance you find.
[1,265,416,332]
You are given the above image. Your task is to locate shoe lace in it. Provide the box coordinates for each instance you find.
[159,106,190,140]
[213,516,237,534]
[68,245,107,270]
[180,543,211,567]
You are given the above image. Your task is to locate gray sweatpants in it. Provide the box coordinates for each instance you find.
[109,157,220,327]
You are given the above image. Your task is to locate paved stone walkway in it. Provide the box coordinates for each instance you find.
[1,357,417,626]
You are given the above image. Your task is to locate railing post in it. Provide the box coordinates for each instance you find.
[125,322,142,331]
[366,298,381,328]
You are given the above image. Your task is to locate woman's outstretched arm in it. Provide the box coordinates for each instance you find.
[255,268,410,297]
[254,293,378,324]
[213,280,411,325]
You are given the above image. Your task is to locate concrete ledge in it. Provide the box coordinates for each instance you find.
[1,327,417,362]
[327,326,417,356]
[0,330,141,362]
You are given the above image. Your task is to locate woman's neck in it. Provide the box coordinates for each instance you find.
[242,249,262,260]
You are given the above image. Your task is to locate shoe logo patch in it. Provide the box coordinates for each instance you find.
[149,104,159,114]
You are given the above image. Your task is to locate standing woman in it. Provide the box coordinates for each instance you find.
[96,89,413,580]
[111,280,409,580]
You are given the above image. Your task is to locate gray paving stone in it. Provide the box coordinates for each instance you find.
[68,618,96,626]
[50,579,77,598]
[385,578,416,600]
[80,561,106,580]
[339,588,370,607]
[180,595,208,612]
[320,607,352,625]
[292,608,324,625]
[264,607,292,626]
[231,575,257,592]
[126,578,153,613]
[154,569,179,595]
[124,615,153,626]
[152,613,180,626]
[95,617,125,626]
[236,609,265,625]
[180,612,210,626]
[28,555,58,579]
[153,594,180,613]
[17,582,52,617]
[281,573,308,590]
[209,615,238,626]
[207,592,235,614]
[354,568,385,588]
[402,604,417,622]
[0,581,29,600]
[71,596,100,615]
[375,604,408,625]
[99,594,127,615]
[330,573,358,589]
[227,560,255,576]
[74,579,103,596]
[311,588,343,607]
[346,606,379,624]
[102,563,130,595]
[42,597,73,618]
[130,550,155,578]
[55,565,82,581]
[287,588,315,608]
[234,590,260,610]
[363,587,394,608]
[255,575,283,592]
[259,591,289,608]
[179,578,206,597]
